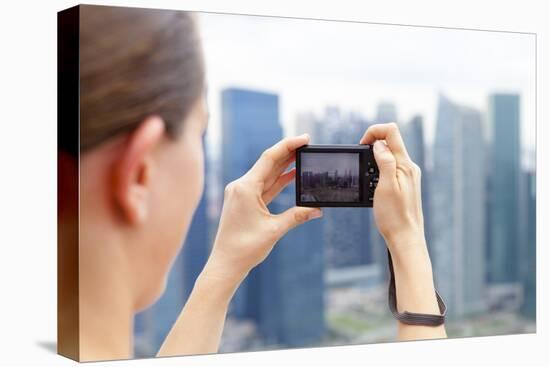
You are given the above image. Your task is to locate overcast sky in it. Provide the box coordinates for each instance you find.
[301,153,359,176]
[197,12,535,162]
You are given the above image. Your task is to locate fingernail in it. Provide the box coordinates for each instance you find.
[308,209,323,220]
[374,140,387,152]
[301,133,310,141]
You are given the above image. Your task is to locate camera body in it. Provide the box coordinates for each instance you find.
[296,144,379,207]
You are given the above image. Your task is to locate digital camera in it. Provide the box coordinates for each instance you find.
[295,144,379,207]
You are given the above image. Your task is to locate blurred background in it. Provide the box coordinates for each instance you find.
[134,12,536,356]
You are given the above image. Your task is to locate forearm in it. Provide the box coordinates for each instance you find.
[388,239,447,341]
[157,259,243,357]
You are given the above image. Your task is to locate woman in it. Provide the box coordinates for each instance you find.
[58,6,446,362]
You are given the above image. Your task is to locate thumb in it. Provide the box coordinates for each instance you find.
[276,206,323,235]
[373,140,396,180]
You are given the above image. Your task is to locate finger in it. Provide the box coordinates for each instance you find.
[263,152,296,190]
[275,206,323,235]
[249,134,309,183]
[262,168,296,205]
[359,123,410,161]
[373,140,398,189]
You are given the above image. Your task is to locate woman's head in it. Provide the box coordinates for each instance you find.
[66,6,208,312]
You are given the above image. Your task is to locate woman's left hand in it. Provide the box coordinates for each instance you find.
[201,134,323,287]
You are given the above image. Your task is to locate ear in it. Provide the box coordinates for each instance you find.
[113,115,165,225]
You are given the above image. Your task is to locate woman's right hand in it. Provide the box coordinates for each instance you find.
[360,123,427,263]
[360,123,446,340]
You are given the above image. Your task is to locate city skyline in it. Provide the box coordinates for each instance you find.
[134,84,535,356]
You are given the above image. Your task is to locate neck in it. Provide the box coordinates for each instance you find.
[80,233,135,361]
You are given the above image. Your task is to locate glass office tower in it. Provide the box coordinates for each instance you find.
[488,94,521,284]
[431,95,486,317]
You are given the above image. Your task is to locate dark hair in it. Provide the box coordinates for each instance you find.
[64,5,205,154]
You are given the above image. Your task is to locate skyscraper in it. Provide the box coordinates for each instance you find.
[520,171,536,319]
[324,207,371,268]
[431,95,486,317]
[376,102,398,123]
[222,87,325,346]
[488,94,521,284]
[295,112,323,142]
[221,88,282,319]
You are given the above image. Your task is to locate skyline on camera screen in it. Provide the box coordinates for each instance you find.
[300,152,360,203]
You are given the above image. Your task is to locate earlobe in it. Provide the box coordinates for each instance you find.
[113,115,165,225]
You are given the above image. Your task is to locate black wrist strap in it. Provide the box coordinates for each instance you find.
[387,250,447,326]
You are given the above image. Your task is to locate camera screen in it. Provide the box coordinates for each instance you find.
[300,152,360,203]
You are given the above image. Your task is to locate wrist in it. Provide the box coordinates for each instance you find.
[386,239,440,315]
[193,265,242,307]
[199,250,249,292]
[387,237,433,280]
